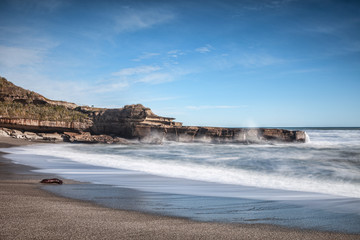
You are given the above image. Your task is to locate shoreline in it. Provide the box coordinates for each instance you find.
[0,137,359,239]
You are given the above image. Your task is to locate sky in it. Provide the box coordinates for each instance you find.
[0,0,359,127]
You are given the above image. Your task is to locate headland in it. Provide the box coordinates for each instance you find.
[0,76,306,144]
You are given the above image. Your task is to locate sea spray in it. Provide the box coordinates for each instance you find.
[3,129,360,199]
[305,131,311,143]
[3,128,360,233]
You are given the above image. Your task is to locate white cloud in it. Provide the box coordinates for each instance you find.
[208,52,283,70]
[167,49,186,58]
[0,27,59,70]
[280,68,324,75]
[114,7,175,33]
[137,72,173,84]
[195,44,214,54]
[0,45,43,68]
[92,81,129,93]
[8,0,64,12]
[299,19,360,55]
[111,65,174,85]
[132,52,160,62]
[33,0,64,12]
[125,96,180,104]
[112,65,161,77]
[196,47,210,53]
[186,105,247,110]
[240,0,296,11]
[237,54,282,67]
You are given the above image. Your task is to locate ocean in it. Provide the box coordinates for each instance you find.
[3,128,360,234]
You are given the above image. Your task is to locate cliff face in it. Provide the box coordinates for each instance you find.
[0,77,90,133]
[89,104,181,138]
[0,118,91,133]
[127,125,306,143]
[0,76,307,144]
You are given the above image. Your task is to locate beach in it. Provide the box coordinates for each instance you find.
[0,136,359,240]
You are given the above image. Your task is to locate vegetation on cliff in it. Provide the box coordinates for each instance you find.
[0,76,88,122]
[0,76,78,108]
[0,76,46,103]
[0,102,89,122]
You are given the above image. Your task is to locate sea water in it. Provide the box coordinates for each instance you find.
[2,128,360,233]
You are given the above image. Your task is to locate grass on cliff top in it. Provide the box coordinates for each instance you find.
[0,77,41,99]
[0,102,89,122]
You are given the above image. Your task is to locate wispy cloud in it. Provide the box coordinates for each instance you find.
[112,65,173,85]
[237,53,282,67]
[0,25,59,69]
[186,105,247,110]
[114,7,175,33]
[240,0,296,11]
[167,49,186,58]
[298,19,360,55]
[137,72,173,84]
[132,52,160,61]
[92,81,129,93]
[112,65,161,76]
[0,45,44,68]
[8,0,64,13]
[211,52,283,69]
[195,44,214,54]
[280,68,324,75]
[305,25,337,34]
[124,96,180,104]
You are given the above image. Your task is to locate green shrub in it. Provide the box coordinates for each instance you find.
[0,102,89,122]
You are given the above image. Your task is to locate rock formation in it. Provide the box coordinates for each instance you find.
[0,118,91,133]
[40,178,63,184]
[0,76,307,144]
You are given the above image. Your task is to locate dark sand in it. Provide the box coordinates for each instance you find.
[0,136,359,239]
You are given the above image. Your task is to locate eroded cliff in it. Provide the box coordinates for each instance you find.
[0,76,307,144]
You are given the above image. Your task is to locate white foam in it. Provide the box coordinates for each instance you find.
[306,130,360,146]
[305,132,311,143]
[4,142,360,199]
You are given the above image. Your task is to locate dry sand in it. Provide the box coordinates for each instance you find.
[0,136,359,239]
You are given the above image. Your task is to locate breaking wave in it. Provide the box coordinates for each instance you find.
[3,129,360,199]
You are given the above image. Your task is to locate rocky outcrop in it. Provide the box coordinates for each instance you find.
[0,76,307,144]
[89,104,182,138]
[40,178,63,184]
[0,127,64,142]
[63,132,129,144]
[0,127,130,144]
[129,125,306,144]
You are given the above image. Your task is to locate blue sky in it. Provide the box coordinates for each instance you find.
[0,0,359,127]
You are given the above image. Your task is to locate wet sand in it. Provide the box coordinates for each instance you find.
[0,136,359,239]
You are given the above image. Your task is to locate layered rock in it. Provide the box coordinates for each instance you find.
[0,127,64,142]
[0,118,91,133]
[89,104,182,138]
[0,76,307,144]
[132,125,306,144]
[63,132,129,144]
